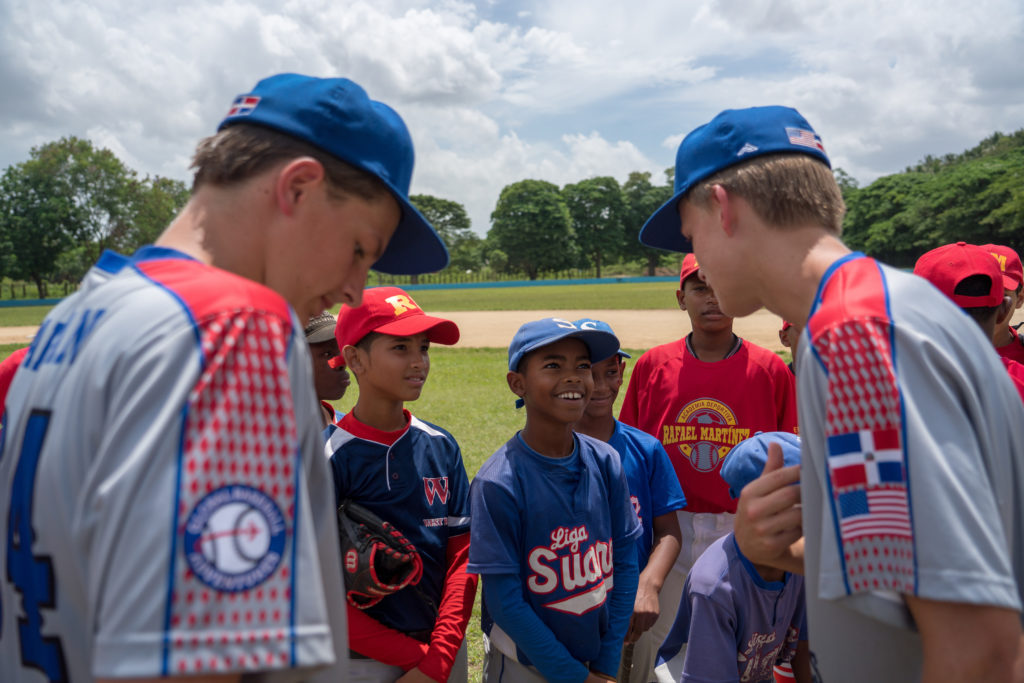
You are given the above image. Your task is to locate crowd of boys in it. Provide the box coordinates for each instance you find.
[1,72,1022,683]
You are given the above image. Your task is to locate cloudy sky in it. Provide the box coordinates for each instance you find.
[1,0,1022,235]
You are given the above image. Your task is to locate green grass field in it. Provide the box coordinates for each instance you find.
[325,345,643,676]
[0,282,782,679]
[0,280,680,328]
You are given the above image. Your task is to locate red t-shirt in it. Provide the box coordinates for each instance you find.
[996,326,1024,364]
[619,337,798,513]
[1001,357,1024,405]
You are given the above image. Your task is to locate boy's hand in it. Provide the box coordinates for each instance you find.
[395,666,435,683]
[624,586,659,643]
[733,442,804,573]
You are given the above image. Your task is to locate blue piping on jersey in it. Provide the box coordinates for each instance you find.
[289,442,302,666]
[874,261,919,595]
[808,252,867,596]
[131,247,206,673]
[161,401,191,675]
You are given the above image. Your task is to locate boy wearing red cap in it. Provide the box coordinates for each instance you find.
[638,105,1024,681]
[618,253,797,680]
[914,242,1024,402]
[326,286,476,682]
[982,243,1024,363]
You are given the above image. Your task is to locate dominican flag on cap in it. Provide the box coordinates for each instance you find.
[226,95,261,117]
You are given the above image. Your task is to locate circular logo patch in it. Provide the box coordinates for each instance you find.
[184,485,287,592]
[675,399,739,472]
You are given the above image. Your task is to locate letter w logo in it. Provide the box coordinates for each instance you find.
[423,477,449,505]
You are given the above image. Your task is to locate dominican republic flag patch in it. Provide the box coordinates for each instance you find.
[786,127,825,153]
[226,95,261,117]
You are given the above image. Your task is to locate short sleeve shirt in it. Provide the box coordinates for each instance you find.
[0,247,347,680]
[655,533,806,683]
[468,433,642,667]
[607,420,687,568]
[798,253,1024,680]
[619,338,797,513]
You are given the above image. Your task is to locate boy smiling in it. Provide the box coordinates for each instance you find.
[326,286,476,683]
[469,317,642,683]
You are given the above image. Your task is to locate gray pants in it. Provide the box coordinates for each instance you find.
[481,634,550,683]
[621,510,735,683]
[347,641,468,682]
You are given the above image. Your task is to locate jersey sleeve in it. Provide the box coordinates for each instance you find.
[467,470,522,575]
[646,440,687,517]
[606,449,643,546]
[678,593,739,683]
[811,316,1020,614]
[446,441,472,535]
[92,308,337,677]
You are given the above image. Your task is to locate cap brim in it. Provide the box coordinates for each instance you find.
[639,191,692,253]
[306,326,336,344]
[513,329,621,371]
[372,197,450,275]
[375,315,460,345]
[327,355,346,369]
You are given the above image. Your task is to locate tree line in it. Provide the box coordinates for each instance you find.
[2,130,1022,294]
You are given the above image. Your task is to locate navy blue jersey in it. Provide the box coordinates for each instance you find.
[326,414,471,634]
[608,421,688,569]
[468,432,642,666]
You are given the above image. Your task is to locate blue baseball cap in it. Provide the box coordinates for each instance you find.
[639,106,831,253]
[508,318,621,372]
[719,431,801,499]
[573,319,630,359]
[218,73,449,275]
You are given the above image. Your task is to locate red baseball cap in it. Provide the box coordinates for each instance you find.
[781,320,793,332]
[329,287,459,368]
[980,244,1023,290]
[914,242,1003,308]
[679,253,701,287]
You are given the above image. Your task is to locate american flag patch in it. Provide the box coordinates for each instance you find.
[786,127,825,152]
[226,95,261,117]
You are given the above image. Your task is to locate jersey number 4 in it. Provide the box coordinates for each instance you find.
[5,410,68,682]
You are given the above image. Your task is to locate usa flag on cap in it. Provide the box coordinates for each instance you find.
[786,127,825,153]
[226,95,261,117]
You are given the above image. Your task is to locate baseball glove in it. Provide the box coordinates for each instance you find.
[337,499,424,609]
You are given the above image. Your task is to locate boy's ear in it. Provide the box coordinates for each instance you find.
[676,288,687,311]
[342,344,364,375]
[506,371,526,400]
[275,157,326,217]
[711,184,736,237]
[998,295,1015,326]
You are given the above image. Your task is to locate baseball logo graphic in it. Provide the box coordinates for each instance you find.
[345,548,359,573]
[664,399,748,472]
[184,485,287,592]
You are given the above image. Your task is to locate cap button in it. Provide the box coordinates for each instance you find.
[956,241,966,246]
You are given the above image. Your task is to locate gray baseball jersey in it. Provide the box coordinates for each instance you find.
[798,253,1024,680]
[0,247,348,681]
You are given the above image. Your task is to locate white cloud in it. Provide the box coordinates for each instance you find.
[0,0,1021,242]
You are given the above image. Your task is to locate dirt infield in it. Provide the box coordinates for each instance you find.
[0,310,788,351]
[425,308,791,351]
[4,307,1022,353]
